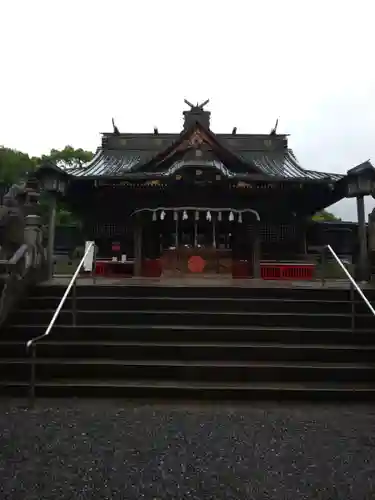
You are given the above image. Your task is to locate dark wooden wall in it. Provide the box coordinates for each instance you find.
[53,220,361,260]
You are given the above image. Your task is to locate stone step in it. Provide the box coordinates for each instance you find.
[10,309,361,329]
[32,284,358,301]
[3,324,374,344]
[2,379,375,401]
[2,358,375,383]
[2,340,375,362]
[19,296,363,314]
[2,282,375,401]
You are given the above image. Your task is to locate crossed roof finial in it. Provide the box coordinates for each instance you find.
[184,99,210,110]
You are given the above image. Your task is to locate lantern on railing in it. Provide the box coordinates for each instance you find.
[346,161,375,198]
[39,167,68,196]
[346,160,375,282]
[36,165,69,280]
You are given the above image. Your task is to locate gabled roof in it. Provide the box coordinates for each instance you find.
[130,121,259,176]
[38,112,344,183]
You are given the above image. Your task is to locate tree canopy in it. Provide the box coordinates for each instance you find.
[40,146,94,166]
[0,145,94,225]
[312,210,341,222]
[0,147,38,184]
[0,145,94,185]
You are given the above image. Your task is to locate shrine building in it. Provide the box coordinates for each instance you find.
[36,100,374,280]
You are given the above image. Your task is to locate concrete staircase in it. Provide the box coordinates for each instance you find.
[1,284,375,400]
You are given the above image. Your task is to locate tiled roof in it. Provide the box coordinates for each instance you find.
[60,147,343,182]
[49,120,344,182]
[239,150,343,181]
[64,149,157,177]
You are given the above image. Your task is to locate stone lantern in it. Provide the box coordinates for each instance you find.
[346,161,375,281]
[37,164,68,279]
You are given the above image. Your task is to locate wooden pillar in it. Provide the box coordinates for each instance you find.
[368,208,375,280]
[357,195,369,281]
[174,211,179,248]
[253,221,261,279]
[212,216,216,248]
[133,214,142,276]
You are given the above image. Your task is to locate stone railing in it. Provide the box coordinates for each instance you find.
[0,180,47,327]
[0,216,47,327]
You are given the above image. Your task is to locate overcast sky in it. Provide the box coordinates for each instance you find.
[1,0,374,221]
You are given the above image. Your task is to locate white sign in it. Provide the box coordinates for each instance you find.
[83,241,95,272]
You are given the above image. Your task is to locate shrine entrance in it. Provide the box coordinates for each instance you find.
[134,207,260,278]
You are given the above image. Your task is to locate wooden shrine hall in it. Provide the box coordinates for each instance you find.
[37,99,375,280]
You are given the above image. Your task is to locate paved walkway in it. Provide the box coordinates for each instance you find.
[1,400,374,499]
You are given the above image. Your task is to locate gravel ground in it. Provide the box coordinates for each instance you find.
[0,400,375,499]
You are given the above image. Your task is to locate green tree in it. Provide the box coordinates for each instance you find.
[0,145,94,226]
[0,146,37,184]
[312,210,341,221]
[0,145,94,185]
[39,146,94,225]
[41,145,94,166]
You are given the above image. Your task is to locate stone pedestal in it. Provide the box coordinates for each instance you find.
[24,214,46,276]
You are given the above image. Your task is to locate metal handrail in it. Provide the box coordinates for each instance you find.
[0,244,29,270]
[26,241,95,405]
[8,244,29,265]
[326,244,375,316]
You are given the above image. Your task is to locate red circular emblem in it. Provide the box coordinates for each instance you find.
[188,255,206,273]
